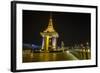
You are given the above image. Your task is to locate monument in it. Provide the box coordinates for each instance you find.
[40,13,59,52]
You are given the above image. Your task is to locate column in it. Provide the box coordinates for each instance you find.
[52,37,56,49]
[45,36,49,52]
[41,37,44,50]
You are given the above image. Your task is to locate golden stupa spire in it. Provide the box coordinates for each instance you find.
[44,13,56,32]
[49,13,53,26]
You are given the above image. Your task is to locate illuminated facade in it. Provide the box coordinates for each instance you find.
[40,14,59,52]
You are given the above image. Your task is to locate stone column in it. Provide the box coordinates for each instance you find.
[52,37,56,49]
[45,36,49,52]
[41,37,44,50]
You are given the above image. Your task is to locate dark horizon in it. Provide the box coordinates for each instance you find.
[23,10,91,46]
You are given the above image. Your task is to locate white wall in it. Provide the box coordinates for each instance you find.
[0,0,100,73]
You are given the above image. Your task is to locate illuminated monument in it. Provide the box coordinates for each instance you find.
[40,13,59,52]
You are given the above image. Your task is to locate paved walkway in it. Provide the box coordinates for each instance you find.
[65,51,78,60]
[23,51,78,62]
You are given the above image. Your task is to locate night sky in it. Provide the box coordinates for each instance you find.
[23,10,91,46]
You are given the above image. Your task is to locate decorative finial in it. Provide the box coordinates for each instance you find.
[50,12,52,19]
[49,12,53,26]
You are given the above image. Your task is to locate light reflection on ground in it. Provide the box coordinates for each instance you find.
[23,49,91,63]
